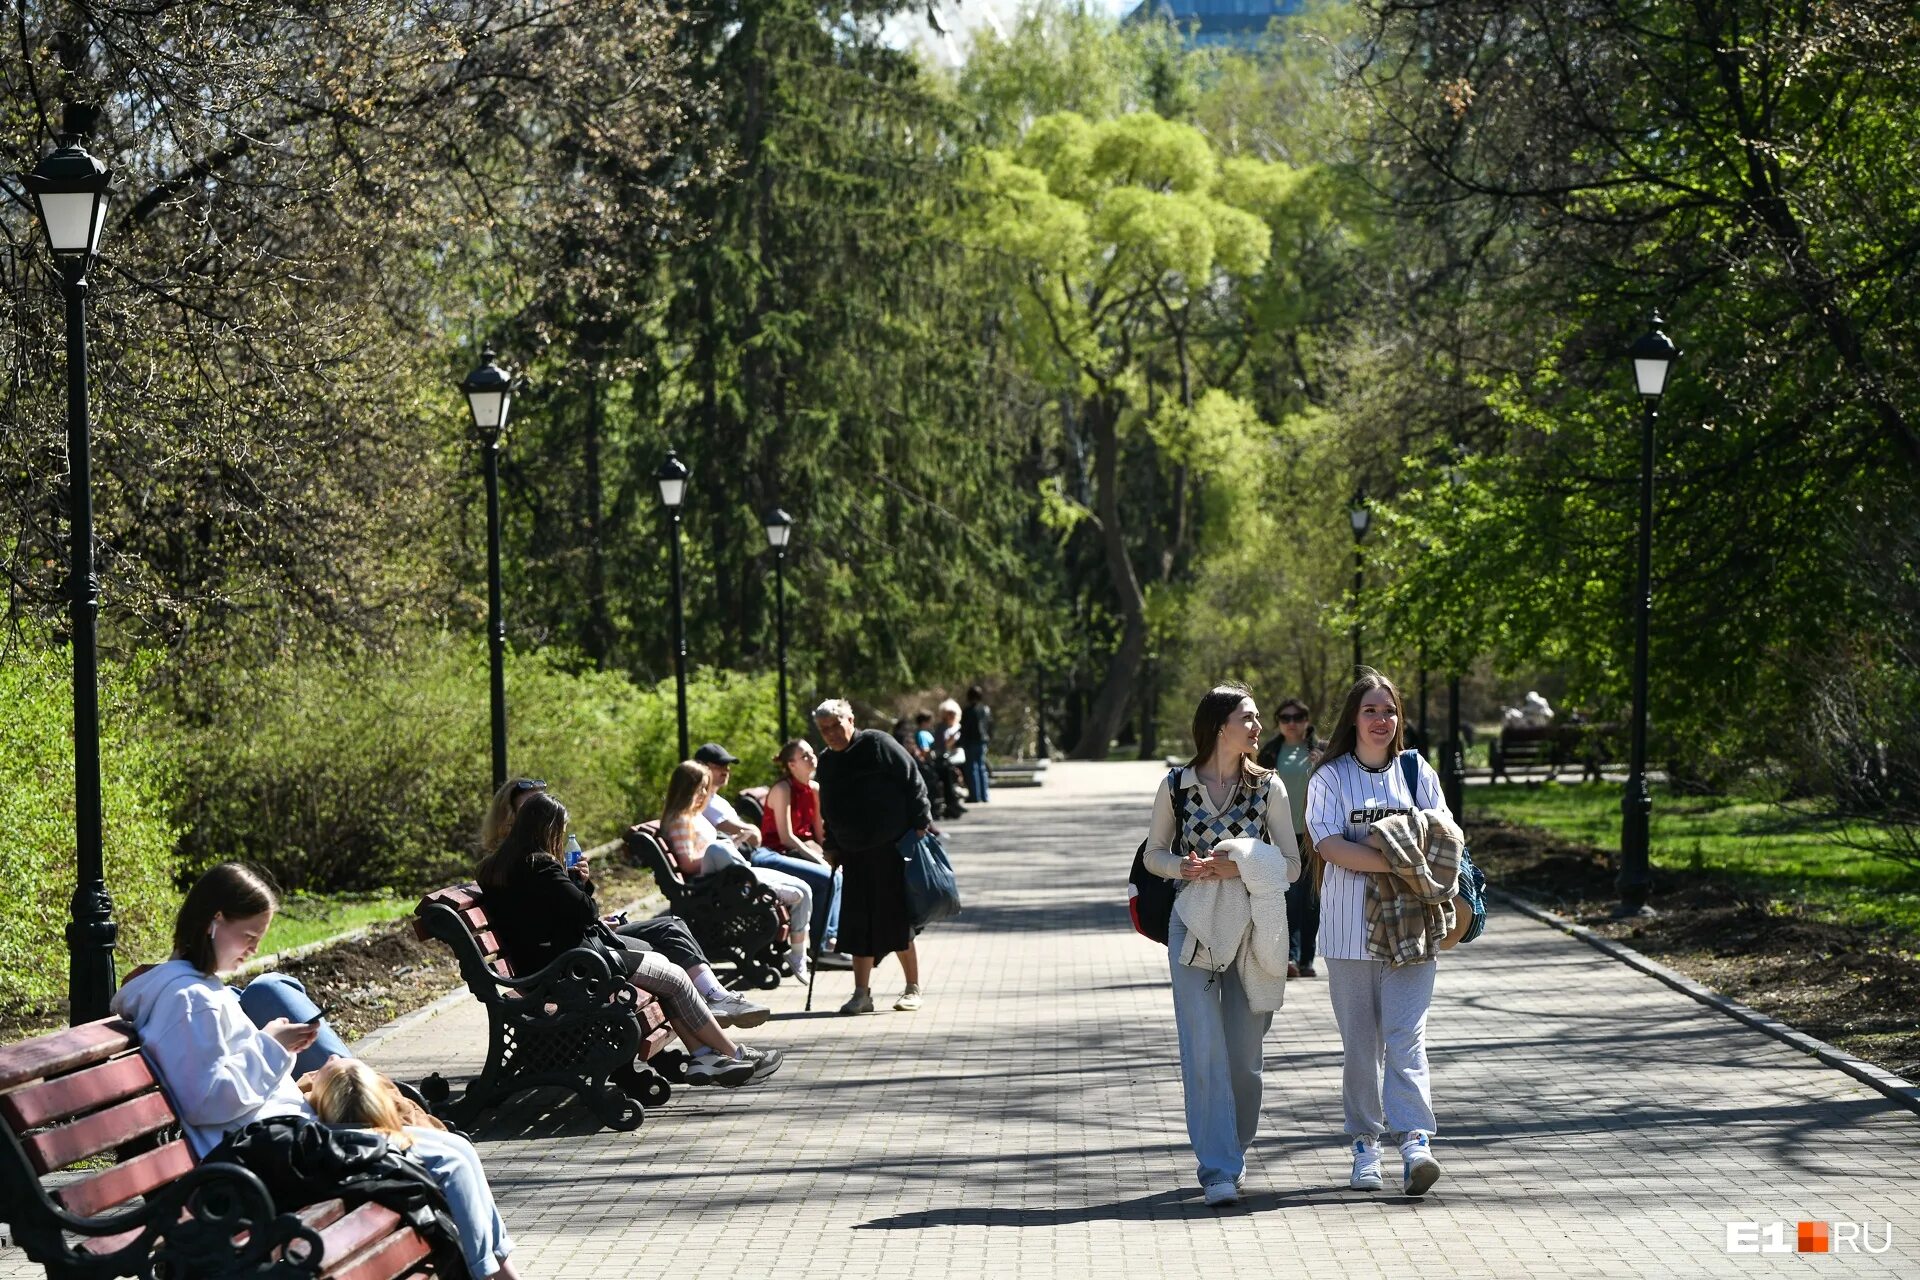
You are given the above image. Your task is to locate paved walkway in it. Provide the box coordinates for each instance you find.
[8,762,1916,1277]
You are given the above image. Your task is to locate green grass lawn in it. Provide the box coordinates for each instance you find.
[257,893,416,957]
[1472,782,1920,942]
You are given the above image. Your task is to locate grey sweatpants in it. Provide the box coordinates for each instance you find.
[1325,957,1437,1140]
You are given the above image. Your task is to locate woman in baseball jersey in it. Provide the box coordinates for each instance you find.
[1305,668,1451,1198]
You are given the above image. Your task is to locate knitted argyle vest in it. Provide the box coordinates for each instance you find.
[1178,776,1270,856]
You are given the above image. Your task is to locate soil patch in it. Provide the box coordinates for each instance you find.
[0,860,659,1047]
[1467,816,1920,1080]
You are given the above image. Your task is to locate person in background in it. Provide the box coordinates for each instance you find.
[812,698,930,1015]
[660,761,815,984]
[482,792,782,1086]
[761,738,848,965]
[112,863,528,1279]
[959,684,993,804]
[1260,697,1320,978]
[481,776,769,1029]
[692,743,763,850]
[932,699,967,820]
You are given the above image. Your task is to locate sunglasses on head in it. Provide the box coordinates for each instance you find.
[511,778,548,794]
[1277,712,1308,723]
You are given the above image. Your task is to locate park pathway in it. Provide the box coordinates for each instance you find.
[8,762,1913,1278]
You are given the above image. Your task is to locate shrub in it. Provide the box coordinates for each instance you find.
[168,632,778,894]
[0,643,180,1018]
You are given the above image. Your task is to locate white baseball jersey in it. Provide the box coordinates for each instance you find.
[1305,752,1449,961]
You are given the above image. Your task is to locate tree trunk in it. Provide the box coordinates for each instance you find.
[1071,396,1150,760]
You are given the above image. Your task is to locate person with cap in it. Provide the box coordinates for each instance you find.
[812,698,930,1014]
[698,742,837,959]
[692,743,765,851]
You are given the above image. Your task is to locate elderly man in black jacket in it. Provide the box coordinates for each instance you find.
[812,697,931,1014]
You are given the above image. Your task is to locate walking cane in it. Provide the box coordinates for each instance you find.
[805,947,819,1011]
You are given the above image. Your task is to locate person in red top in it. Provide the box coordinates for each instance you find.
[760,738,844,961]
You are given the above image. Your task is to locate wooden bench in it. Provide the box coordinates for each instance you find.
[411,885,676,1133]
[0,1018,438,1280]
[1489,725,1566,782]
[988,757,1049,788]
[623,822,790,991]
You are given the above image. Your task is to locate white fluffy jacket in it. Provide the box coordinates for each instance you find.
[1173,835,1302,1013]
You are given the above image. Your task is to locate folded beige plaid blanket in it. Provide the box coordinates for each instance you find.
[1365,809,1463,967]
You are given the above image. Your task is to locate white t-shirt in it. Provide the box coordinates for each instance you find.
[703,795,741,828]
[1305,751,1450,961]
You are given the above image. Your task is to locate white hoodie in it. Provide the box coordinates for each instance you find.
[110,959,313,1157]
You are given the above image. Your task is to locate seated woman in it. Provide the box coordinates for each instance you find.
[478,792,781,1086]
[660,760,815,983]
[481,777,770,1029]
[112,863,525,1280]
[759,739,843,958]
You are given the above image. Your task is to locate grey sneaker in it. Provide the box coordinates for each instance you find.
[894,984,923,1012]
[839,988,875,1015]
[735,1045,784,1084]
[707,992,771,1029]
[686,1051,755,1087]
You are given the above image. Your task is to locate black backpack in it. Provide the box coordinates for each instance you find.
[1127,769,1185,943]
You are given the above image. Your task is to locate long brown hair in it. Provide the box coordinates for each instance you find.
[174,863,278,975]
[477,792,568,890]
[1310,668,1406,780]
[659,760,711,825]
[1185,683,1271,786]
[773,739,811,786]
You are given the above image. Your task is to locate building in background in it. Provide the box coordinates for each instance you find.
[1123,0,1304,47]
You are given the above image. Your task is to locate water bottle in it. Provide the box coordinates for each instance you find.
[565,832,584,869]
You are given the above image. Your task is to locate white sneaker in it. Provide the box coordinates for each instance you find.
[1400,1132,1441,1196]
[1202,1180,1239,1207]
[788,953,810,984]
[706,992,770,1029]
[894,984,923,1011]
[1349,1138,1384,1191]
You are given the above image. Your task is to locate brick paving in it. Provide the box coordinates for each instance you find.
[7,761,1917,1278]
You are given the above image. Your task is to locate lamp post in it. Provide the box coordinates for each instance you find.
[657,451,690,760]
[764,507,793,742]
[1349,498,1371,676]
[1617,314,1678,917]
[26,137,117,1024]
[460,347,513,791]
[1438,462,1468,816]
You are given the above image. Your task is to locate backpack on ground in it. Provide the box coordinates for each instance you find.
[1399,749,1488,946]
[1127,768,1185,943]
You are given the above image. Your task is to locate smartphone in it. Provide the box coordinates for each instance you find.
[304,1005,331,1024]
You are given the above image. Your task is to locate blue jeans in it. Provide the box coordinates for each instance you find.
[825,866,843,948]
[751,848,834,943]
[404,1127,516,1277]
[238,972,351,1077]
[1167,912,1271,1188]
[962,747,990,803]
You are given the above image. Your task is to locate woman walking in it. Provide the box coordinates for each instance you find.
[1141,684,1301,1206]
[1305,669,1451,1197]
[1260,698,1319,978]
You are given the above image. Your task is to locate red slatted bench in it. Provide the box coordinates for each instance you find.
[0,1018,437,1280]
[411,884,675,1133]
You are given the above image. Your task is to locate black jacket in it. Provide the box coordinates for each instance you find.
[482,856,600,974]
[205,1114,470,1278]
[818,728,932,853]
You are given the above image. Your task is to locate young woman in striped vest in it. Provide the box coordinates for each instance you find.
[1139,683,1302,1206]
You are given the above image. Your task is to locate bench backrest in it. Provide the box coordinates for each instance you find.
[735,787,768,827]
[0,1018,193,1240]
[412,884,518,995]
[624,822,689,899]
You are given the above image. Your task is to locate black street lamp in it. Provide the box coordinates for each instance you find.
[1348,498,1371,676]
[1617,314,1678,917]
[764,507,793,742]
[461,347,513,791]
[657,450,690,760]
[1438,462,1468,816]
[25,136,117,1024]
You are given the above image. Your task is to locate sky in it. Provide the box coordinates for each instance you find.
[880,0,1138,70]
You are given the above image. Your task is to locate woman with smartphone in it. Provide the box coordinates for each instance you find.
[113,862,529,1279]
